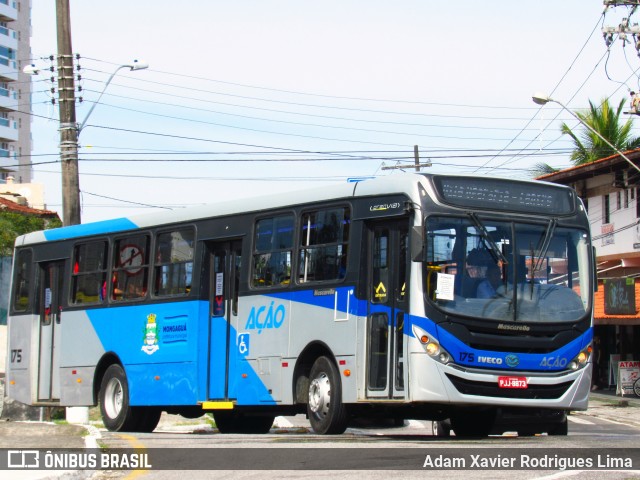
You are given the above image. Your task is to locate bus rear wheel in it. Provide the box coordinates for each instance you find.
[99,364,138,432]
[307,356,349,434]
[135,407,162,433]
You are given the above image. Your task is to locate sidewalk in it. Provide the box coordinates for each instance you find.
[575,388,640,428]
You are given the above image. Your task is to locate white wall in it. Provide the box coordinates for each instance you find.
[585,175,640,258]
[0,325,6,375]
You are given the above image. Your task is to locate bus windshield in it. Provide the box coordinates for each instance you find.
[425,216,591,323]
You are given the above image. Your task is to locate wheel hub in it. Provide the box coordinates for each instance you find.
[308,373,331,416]
[104,377,123,419]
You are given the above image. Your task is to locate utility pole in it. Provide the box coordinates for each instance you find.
[56,0,80,226]
[381,145,432,171]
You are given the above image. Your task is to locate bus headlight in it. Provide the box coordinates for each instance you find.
[567,344,592,371]
[412,325,452,365]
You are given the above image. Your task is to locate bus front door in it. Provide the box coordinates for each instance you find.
[37,260,65,402]
[366,220,409,399]
[207,240,242,400]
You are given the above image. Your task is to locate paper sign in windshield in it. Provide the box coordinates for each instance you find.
[436,273,455,301]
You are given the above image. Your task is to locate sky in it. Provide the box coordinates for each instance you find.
[26,0,640,224]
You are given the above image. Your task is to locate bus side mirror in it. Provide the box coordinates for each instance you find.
[411,226,424,262]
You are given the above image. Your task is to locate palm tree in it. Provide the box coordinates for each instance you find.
[531,97,640,176]
[561,97,640,164]
[530,162,559,177]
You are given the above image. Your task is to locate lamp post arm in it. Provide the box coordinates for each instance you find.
[551,98,640,175]
[78,65,128,134]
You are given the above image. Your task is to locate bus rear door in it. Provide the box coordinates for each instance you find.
[37,260,65,402]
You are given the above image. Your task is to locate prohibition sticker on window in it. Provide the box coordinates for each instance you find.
[436,273,455,301]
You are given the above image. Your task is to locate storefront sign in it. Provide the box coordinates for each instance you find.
[604,278,636,315]
[616,360,640,396]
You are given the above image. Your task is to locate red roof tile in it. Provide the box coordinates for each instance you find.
[0,197,59,218]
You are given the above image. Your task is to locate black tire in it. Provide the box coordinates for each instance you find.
[307,356,349,434]
[134,407,162,433]
[214,411,274,434]
[432,419,451,437]
[548,418,568,436]
[450,409,495,437]
[634,378,640,398]
[99,364,138,432]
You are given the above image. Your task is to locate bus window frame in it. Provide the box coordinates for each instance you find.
[70,238,110,306]
[151,226,196,298]
[111,233,151,303]
[298,204,351,285]
[250,211,296,290]
[10,247,34,315]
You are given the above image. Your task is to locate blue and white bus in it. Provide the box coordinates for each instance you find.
[5,173,593,436]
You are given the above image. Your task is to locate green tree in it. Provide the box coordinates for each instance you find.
[531,162,560,177]
[0,211,62,257]
[532,97,640,176]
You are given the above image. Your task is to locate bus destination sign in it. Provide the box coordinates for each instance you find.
[432,176,574,215]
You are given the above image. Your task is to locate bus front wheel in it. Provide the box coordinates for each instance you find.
[307,356,349,434]
[450,409,495,437]
[99,364,138,432]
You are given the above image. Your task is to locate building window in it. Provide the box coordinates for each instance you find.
[252,215,294,287]
[625,189,630,209]
[603,194,610,224]
[298,207,350,283]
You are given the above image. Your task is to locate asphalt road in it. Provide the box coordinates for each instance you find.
[3,392,640,479]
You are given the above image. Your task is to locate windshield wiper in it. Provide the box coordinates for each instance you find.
[532,218,557,276]
[468,213,508,265]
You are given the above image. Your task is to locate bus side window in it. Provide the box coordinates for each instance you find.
[153,228,194,297]
[252,215,293,288]
[11,249,33,313]
[112,234,150,301]
[298,207,350,284]
[71,241,108,305]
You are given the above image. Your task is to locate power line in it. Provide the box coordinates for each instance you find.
[477,12,609,174]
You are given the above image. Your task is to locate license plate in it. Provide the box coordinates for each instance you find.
[498,376,528,389]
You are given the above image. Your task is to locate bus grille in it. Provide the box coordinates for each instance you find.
[445,374,573,399]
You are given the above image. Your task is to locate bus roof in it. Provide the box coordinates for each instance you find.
[15,173,426,246]
[15,173,575,247]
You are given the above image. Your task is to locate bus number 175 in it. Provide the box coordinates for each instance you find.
[11,349,22,363]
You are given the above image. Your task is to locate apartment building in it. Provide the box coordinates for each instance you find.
[0,0,31,184]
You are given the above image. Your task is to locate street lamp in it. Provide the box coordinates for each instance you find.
[24,59,149,225]
[78,60,148,132]
[531,92,640,174]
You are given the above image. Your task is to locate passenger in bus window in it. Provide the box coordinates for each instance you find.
[462,248,492,298]
[476,264,502,299]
